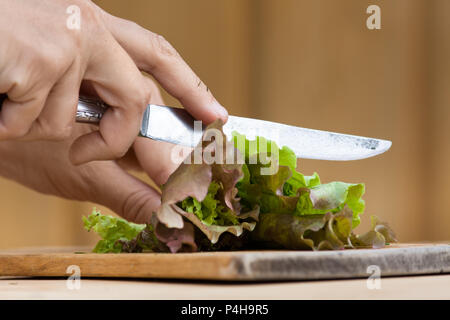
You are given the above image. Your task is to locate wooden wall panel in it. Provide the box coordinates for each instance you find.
[426,0,450,241]
[0,178,102,249]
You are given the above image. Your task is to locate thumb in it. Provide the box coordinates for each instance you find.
[87,161,161,224]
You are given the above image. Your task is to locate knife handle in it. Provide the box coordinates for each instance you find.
[76,96,108,124]
[0,93,107,124]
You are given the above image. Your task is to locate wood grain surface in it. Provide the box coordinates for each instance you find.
[1,243,448,281]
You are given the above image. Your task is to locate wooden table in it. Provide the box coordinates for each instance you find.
[1,245,448,299]
[0,275,448,300]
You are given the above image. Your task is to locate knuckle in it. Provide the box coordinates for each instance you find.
[74,0,97,19]
[145,80,164,105]
[7,72,26,91]
[142,88,152,106]
[145,78,161,96]
[66,1,100,50]
[128,86,150,111]
[70,1,105,37]
[36,50,70,77]
[149,32,179,60]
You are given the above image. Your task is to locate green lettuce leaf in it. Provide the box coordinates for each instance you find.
[83,208,146,253]
[232,131,320,195]
[117,223,167,253]
[232,131,365,228]
[180,181,239,226]
[252,206,396,250]
[283,171,321,196]
[295,182,365,227]
[83,209,196,253]
[350,215,398,248]
[278,144,321,195]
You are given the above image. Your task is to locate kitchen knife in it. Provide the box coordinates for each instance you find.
[0,94,391,160]
[76,96,391,161]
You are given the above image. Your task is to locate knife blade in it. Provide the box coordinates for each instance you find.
[76,96,391,161]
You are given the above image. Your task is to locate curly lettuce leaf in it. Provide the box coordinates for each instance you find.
[278,143,321,194]
[155,120,258,246]
[283,171,321,196]
[151,217,197,253]
[350,215,398,248]
[296,182,365,227]
[157,121,245,230]
[232,131,320,194]
[232,131,365,228]
[157,161,212,229]
[83,208,146,253]
[251,207,355,250]
[83,209,196,253]
[170,203,258,244]
[252,206,396,250]
[117,223,167,253]
[180,181,239,226]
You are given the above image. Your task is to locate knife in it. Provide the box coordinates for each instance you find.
[0,94,391,160]
[77,96,391,161]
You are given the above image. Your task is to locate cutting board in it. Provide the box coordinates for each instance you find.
[0,243,449,281]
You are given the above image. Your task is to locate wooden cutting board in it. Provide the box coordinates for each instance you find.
[0,243,449,281]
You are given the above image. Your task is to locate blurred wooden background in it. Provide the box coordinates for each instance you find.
[1,0,449,249]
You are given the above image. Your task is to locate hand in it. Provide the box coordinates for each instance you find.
[0,78,188,223]
[0,0,227,165]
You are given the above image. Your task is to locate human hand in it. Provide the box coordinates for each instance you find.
[0,77,188,223]
[0,0,227,165]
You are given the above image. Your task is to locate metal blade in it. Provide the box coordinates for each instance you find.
[141,105,392,161]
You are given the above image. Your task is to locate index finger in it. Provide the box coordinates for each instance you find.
[96,8,228,124]
[70,33,149,165]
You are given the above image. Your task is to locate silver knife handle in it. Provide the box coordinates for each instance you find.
[1,94,109,124]
[76,96,109,124]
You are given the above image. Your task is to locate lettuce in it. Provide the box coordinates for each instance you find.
[295,182,365,227]
[251,207,397,250]
[232,132,365,227]
[233,131,320,194]
[180,181,239,226]
[83,208,146,253]
[83,209,196,253]
[83,120,396,253]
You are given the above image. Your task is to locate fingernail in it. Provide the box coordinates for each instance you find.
[213,101,228,122]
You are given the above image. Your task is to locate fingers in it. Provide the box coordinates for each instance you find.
[0,43,79,142]
[26,61,82,140]
[98,8,228,124]
[69,33,150,165]
[0,90,49,140]
[0,64,80,142]
[132,76,191,186]
[135,138,192,186]
[142,76,164,106]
